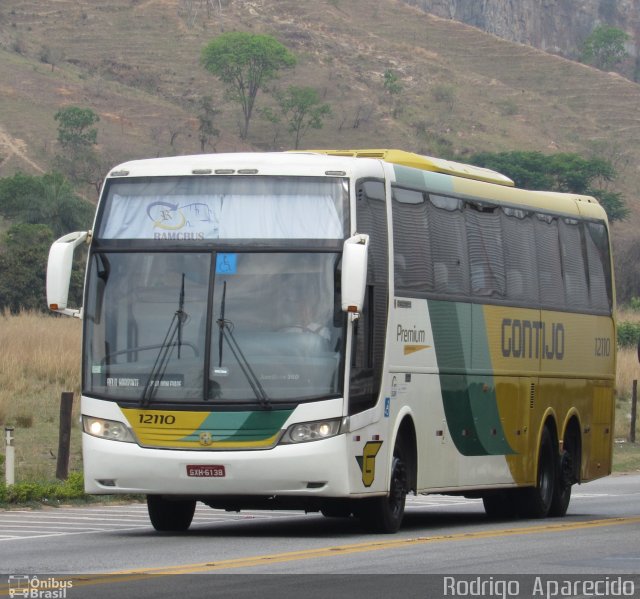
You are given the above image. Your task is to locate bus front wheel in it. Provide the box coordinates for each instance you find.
[147,495,196,532]
[358,444,408,534]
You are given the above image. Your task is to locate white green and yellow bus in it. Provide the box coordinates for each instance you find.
[47,149,615,533]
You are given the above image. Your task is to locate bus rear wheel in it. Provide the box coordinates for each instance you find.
[518,427,556,519]
[549,448,574,517]
[358,444,408,534]
[147,495,196,532]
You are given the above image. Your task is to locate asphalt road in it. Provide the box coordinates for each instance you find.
[1,473,639,599]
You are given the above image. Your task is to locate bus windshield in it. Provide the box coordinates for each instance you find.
[83,252,344,405]
[97,176,346,240]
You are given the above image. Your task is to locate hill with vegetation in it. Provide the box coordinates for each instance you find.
[1,0,640,298]
[406,0,640,71]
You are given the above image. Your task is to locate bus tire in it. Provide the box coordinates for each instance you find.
[482,490,518,519]
[147,495,196,532]
[548,449,573,517]
[358,443,408,534]
[518,427,556,519]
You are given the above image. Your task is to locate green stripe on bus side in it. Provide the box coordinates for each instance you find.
[179,409,293,443]
[428,300,484,456]
[470,304,514,455]
[428,300,514,456]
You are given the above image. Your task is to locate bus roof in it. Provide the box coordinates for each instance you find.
[305,149,515,187]
[305,149,606,221]
[105,150,606,222]
[107,151,380,179]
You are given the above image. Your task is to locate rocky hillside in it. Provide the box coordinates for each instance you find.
[405,0,639,61]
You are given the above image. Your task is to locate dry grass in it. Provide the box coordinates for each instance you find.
[616,346,640,443]
[616,306,640,324]
[615,307,640,441]
[0,311,82,481]
[616,346,638,402]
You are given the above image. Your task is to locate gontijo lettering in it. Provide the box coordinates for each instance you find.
[501,318,565,360]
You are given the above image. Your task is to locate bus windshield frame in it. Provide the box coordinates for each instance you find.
[96,175,347,242]
[82,175,349,408]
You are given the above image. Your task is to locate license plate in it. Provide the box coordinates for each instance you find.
[186,465,226,477]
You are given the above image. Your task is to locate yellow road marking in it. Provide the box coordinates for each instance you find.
[1,515,636,594]
[117,515,640,575]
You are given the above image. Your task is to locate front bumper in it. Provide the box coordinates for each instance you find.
[83,431,352,498]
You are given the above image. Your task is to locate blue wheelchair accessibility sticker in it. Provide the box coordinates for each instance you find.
[216,253,237,274]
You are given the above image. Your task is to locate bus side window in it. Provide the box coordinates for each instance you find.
[584,221,612,313]
[502,207,538,304]
[506,269,524,297]
[434,262,449,290]
[535,213,565,310]
[349,180,388,415]
[427,194,469,297]
[465,204,505,298]
[559,218,589,310]
[391,186,431,295]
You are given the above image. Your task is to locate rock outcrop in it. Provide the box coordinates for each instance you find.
[404,0,639,59]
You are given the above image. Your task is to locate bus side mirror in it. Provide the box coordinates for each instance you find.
[47,230,90,318]
[341,233,369,315]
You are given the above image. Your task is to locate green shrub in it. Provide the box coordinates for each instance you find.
[5,481,43,503]
[51,471,85,500]
[0,472,86,505]
[628,297,640,312]
[617,321,640,348]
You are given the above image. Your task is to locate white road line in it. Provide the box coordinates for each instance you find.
[0,526,150,542]
[0,487,634,542]
[0,514,149,520]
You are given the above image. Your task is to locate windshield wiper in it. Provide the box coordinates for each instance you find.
[216,281,271,409]
[140,273,187,407]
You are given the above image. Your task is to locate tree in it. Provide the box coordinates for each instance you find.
[54,106,100,149]
[383,69,403,118]
[38,172,96,237]
[383,69,402,95]
[201,32,296,139]
[0,223,53,313]
[53,106,103,190]
[0,172,94,237]
[38,45,64,72]
[469,151,628,222]
[0,172,42,222]
[197,95,220,152]
[0,172,94,312]
[274,86,331,149]
[580,25,629,71]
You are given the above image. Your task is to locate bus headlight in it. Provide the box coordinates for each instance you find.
[280,418,343,444]
[83,416,136,443]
